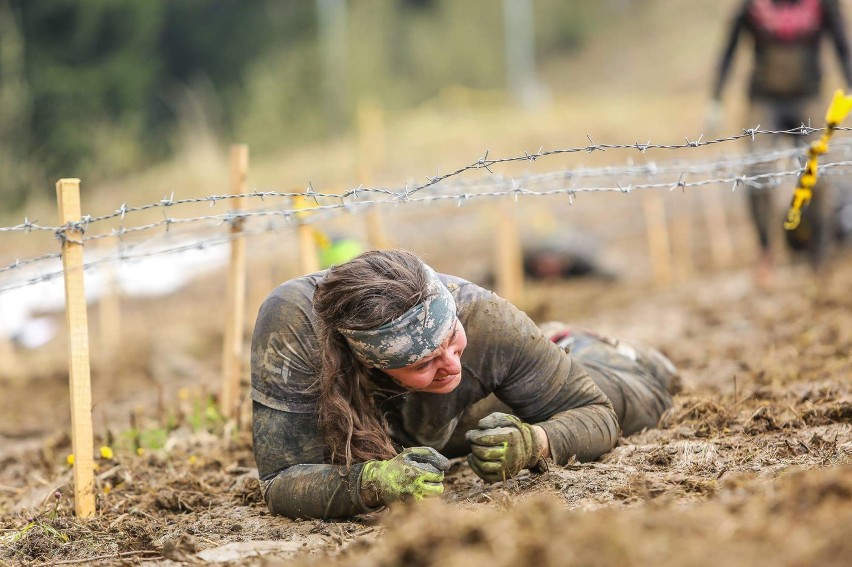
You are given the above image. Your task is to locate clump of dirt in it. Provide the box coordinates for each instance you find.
[659,397,734,437]
[281,466,852,567]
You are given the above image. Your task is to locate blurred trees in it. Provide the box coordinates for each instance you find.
[0,0,600,207]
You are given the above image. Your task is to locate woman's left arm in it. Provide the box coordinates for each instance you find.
[469,296,619,465]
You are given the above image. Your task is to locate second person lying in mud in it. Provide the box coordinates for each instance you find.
[251,249,679,519]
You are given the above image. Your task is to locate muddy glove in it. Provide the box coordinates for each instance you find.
[465,412,545,483]
[359,447,450,507]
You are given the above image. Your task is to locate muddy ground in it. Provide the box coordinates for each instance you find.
[1,242,850,565]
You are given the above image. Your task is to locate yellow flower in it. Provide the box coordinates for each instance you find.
[66,454,75,466]
[136,447,145,456]
[99,446,114,460]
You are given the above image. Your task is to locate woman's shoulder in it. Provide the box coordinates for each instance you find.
[257,271,328,325]
[436,272,527,329]
[437,273,495,303]
[268,271,327,300]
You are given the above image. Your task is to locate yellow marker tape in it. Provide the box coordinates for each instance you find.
[785,89,852,230]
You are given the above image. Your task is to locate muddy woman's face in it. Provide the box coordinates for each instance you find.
[381,320,467,394]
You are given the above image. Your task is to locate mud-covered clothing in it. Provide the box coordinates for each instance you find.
[251,273,672,519]
[713,0,852,101]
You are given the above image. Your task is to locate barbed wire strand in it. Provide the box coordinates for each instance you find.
[50,159,852,244]
[1,126,849,236]
[3,158,852,293]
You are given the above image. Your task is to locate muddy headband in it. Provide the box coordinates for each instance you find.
[338,268,457,369]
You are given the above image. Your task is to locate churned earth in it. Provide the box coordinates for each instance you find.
[0,248,849,566]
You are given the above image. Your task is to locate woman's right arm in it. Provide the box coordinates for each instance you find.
[252,402,376,519]
[250,278,376,519]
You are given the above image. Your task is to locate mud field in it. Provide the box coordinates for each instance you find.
[1,249,850,566]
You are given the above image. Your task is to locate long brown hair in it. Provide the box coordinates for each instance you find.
[313,250,432,467]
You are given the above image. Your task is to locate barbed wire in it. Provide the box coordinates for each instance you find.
[1,126,849,237]
[3,156,852,294]
[47,158,852,243]
[0,253,63,276]
[450,138,852,191]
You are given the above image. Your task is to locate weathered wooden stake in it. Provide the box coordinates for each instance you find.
[56,178,95,518]
[699,187,734,269]
[495,200,524,304]
[295,196,321,275]
[358,99,390,249]
[298,224,321,274]
[220,145,248,420]
[642,191,673,286]
[670,204,695,282]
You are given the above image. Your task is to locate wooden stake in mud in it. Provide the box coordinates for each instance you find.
[56,178,96,518]
[495,200,524,305]
[642,191,673,286]
[357,99,391,249]
[295,196,321,275]
[699,187,734,269]
[670,202,695,282]
[220,145,248,420]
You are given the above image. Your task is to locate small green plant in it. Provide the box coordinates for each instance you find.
[188,394,226,433]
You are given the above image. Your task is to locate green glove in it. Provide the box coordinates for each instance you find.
[360,447,450,507]
[464,412,544,484]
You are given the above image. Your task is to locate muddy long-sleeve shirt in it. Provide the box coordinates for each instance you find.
[250,272,618,519]
[713,0,852,100]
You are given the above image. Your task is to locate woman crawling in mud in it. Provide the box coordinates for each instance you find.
[251,250,679,519]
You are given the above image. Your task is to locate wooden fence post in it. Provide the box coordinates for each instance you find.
[220,145,248,420]
[357,99,390,249]
[56,178,95,518]
[294,196,321,274]
[670,201,695,282]
[642,191,673,286]
[495,200,524,305]
[699,187,734,269]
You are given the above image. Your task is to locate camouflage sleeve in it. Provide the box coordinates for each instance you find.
[465,295,619,464]
[253,402,376,519]
[250,276,376,519]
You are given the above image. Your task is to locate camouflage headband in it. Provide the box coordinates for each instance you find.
[338,268,457,369]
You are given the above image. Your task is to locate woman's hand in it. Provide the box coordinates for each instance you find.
[465,412,548,483]
[359,447,450,507]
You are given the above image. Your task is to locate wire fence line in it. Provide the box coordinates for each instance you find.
[9,157,852,247]
[2,127,851,293]
[3,157,852,294]
[1,126,849,237]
